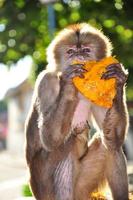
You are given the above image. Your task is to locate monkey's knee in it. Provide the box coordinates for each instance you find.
[74,183,90,200]
[103,132,125,151]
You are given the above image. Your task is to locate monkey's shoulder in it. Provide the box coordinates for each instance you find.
[35,70,59,89]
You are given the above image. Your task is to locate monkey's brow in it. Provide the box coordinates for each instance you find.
[76,30,80,38]
[75,31,81,48]
[67,45,76,49]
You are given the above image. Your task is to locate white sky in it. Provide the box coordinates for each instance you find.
[0,56,33,100]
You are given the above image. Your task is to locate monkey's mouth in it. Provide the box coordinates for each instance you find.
[75,55,86,61]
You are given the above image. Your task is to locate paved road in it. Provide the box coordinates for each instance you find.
[0,151,28,200]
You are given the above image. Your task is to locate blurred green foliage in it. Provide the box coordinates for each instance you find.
[0,0,133,98]
[22,183,33,197]
[0,100,7,112]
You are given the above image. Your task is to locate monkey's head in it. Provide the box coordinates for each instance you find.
[47,23,112,72]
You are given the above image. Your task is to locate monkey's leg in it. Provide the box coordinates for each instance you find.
[74,136,107,200]
[25,104,51,200]
[102,63,129,199]
[75,145,128,200]
[105,149,128,200]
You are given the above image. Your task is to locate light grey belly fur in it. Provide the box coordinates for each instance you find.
[54,153,73,200]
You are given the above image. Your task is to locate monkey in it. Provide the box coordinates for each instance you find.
[25,23,129,200]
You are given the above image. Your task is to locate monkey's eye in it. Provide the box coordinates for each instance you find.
[67,49,75,55]
[83,48,91,53]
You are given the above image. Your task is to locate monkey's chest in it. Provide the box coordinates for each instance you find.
[71,98,91,130]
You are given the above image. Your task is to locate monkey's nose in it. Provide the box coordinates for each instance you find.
[76,55,85,61]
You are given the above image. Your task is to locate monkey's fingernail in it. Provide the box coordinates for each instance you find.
[79,74,84,78]
[106,63,120,69]
[78,68,86,73]
[101,74,109,80]
[101,74,105,79]
[78,64,84,67]
[83,69,87,72]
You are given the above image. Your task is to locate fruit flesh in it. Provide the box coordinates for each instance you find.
[73,57,119,108]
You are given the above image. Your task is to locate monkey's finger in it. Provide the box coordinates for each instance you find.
[101,71,113,79]
[69,71,85,79]
[70,67,87,74]
[101,70,124,80]
[65,66,87,75]
[75,68,87,73]
[106,63,121,70]
[63,69,85,80]
[69,64,88,73]
[101,71,123,79]
[71,68,86,77]
[101,69,120,79]
[69,68,86,76]
[78,74,85,78]
[70,63,85,68]
[101,71,127,85]
[104,67,123,74]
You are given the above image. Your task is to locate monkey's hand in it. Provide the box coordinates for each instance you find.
[60,64,87,99]
[61,64,86,82]
[101,63,128,86]
[101,63,128,106]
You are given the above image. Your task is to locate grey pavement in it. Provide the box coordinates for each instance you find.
[0,150,29,200]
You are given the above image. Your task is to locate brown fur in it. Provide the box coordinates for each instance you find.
[25,23,129,200]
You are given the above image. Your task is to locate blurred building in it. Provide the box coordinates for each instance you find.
[5,79,33,155]
[0,56,33,155]
[0,111,8,150]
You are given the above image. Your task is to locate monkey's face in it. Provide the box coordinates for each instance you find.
[47,23,112,72]
[65,43,97,63]
[61,39,104,71]
[60,32,109,70]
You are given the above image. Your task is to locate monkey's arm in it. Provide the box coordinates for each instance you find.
[90,64,128,147]
[39,79,78,151]
[25,70,60,162]
[101,63,129,149]
[26,66,85,153]
[25,104,42,164]
[39,66,87,151]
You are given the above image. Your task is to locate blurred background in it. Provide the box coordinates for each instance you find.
[0,0,133,199]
